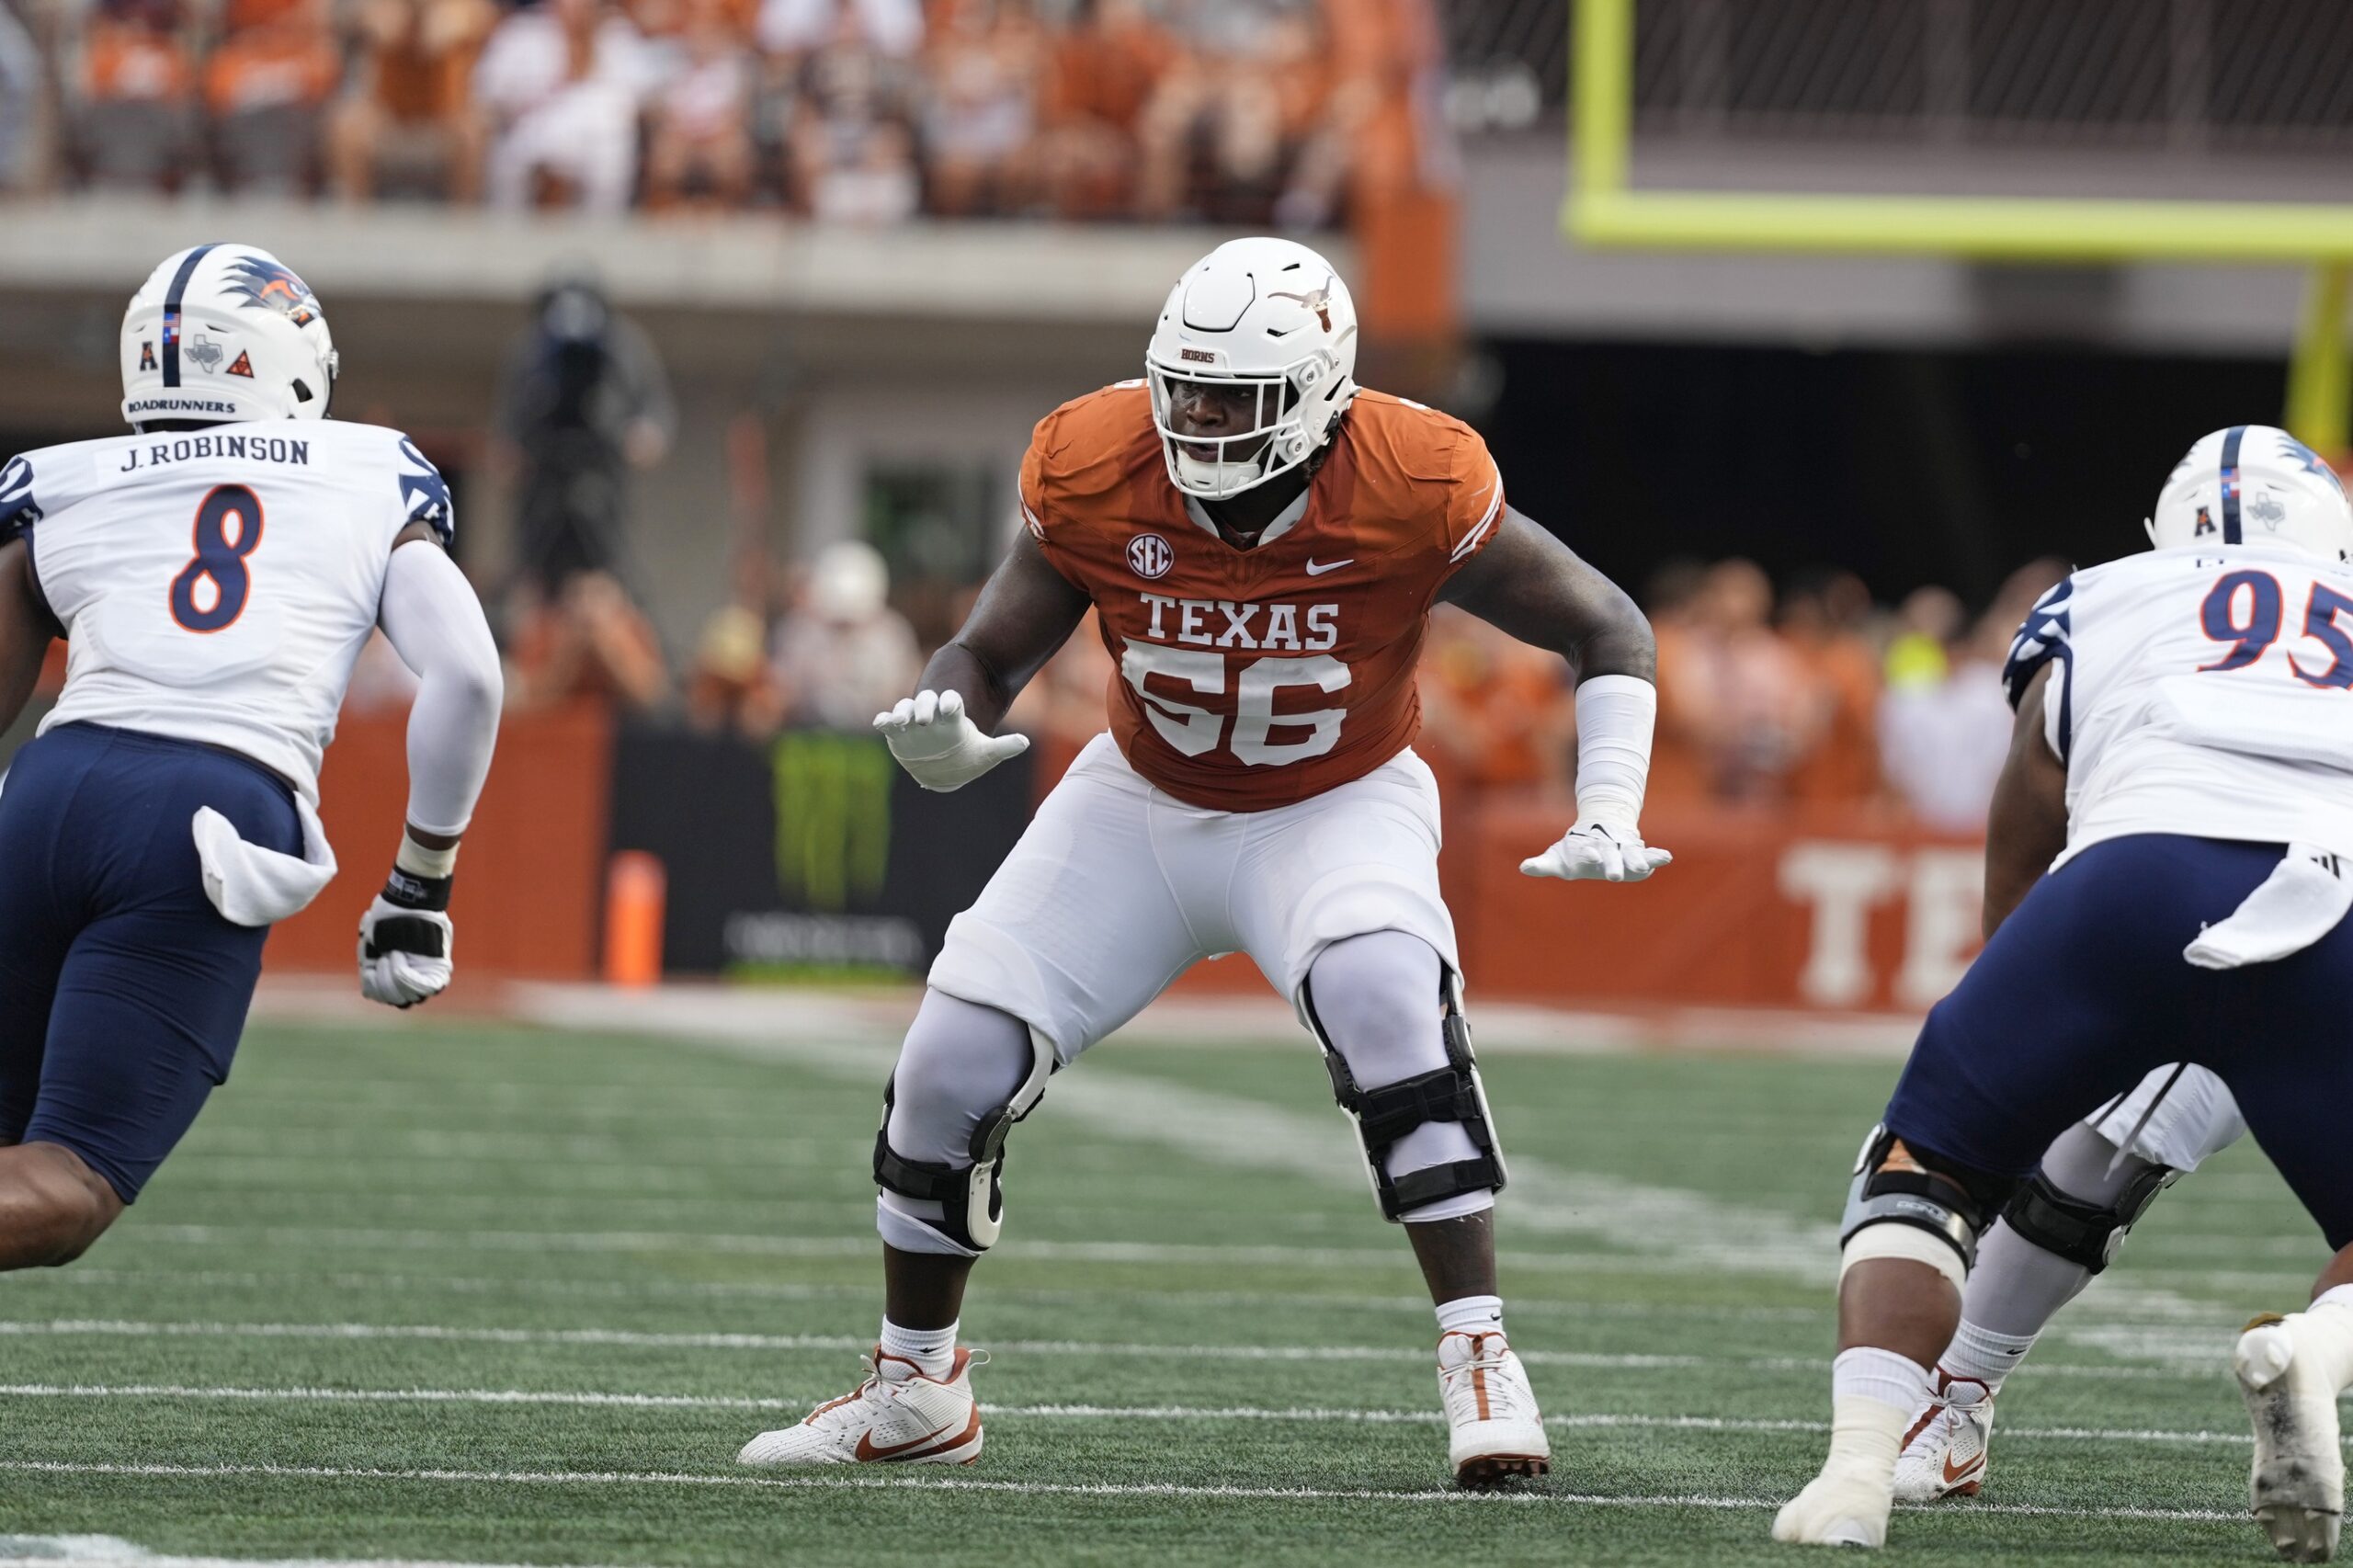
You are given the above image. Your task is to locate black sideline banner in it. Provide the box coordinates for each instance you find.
[607,722,1034,975]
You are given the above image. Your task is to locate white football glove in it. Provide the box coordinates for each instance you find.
[1520,819,1674,884]
[358,892,454,1007]
[874,688,1029,792]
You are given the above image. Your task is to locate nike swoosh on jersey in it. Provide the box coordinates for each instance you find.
[1303,559,1353,576]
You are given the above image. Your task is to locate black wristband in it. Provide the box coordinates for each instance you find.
[382,868,454,913]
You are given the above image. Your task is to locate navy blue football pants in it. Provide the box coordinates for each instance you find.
[0,722,299,1202]
[1885,833,2353,1249]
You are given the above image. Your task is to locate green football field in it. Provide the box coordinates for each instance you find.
[0,1006,2326,1566]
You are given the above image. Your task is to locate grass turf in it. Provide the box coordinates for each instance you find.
[0,1014,2321,1565]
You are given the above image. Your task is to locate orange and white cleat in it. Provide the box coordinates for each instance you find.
[1438,1330,1551,1488]
[1893,1367,1995,1502]
[737,1347,985,1467]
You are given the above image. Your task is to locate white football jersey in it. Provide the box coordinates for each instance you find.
[2005,542,2353,867]
[0,420,453,803]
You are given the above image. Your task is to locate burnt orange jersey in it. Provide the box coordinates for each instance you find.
[1020,382,1505,811]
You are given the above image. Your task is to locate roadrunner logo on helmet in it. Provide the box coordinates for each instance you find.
[2146,425,2353,562]
[1145,236,1359,501]
[121,243,339,429]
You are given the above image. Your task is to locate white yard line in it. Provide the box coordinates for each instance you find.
[0,1381,2290,1448]
[40,1267,1834,1323]
[503,989,2258,1359]
[0,1318,2242,1380]
[114,1226,1817,1278]
[0,1538,634,1568]
[0,1458,2245,1523]
[493,982,1934,1060]
[43,1267,2274,1331]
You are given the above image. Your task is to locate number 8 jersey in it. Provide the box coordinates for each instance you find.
[2004,541,2353,869]
[1023,382,1505,812]
[0,420,454,802]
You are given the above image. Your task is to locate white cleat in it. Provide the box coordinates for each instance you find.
[1772,1467,1893,1549]
[1437,1329,1551,1488]
[737,1347,985,1468]
[2237,1313,2345,1563]
[1893,1367,1995,1503]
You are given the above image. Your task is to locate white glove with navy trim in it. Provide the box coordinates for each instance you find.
[358,880,455,1007]
[874,688,1029,792]
[1520,819,1674,884]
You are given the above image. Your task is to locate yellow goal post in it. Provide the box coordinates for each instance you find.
[1560,0,2353,450]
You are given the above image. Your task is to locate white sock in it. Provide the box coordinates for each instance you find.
[878,1317,958,1379]
[1833,1346,1931,1418]
[1939,1317,2037,1392]
[1436,1294,1506,1339]
[1824,1347,1928,1481]
[2295,1286,2353,1393]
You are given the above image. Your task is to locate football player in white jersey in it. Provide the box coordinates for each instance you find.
[0,243,503,1268]
[1772,425,2353,1559]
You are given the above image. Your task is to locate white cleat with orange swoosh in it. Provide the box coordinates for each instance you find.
[1438,1330,1551,1488]
[737,1347,985,1467]
[1893,1368,1995,1503]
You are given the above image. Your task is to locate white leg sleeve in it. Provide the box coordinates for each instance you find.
[1306,930,1495,1223]
[876,989,1037,1257]
[377,541,503,838]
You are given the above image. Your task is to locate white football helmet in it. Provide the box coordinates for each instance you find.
[121,243,338,429]
[2147,425,2353,561]
[1145,236,1358,500]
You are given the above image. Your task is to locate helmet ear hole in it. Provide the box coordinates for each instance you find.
[291,379,314,404]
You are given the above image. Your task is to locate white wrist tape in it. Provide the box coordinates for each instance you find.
[1573,674,1657,830]
[396,830,460,881]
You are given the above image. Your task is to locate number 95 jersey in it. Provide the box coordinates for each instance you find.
[2005,541,2353,868]
[1023,382,1505,812]
[0,420,453,803]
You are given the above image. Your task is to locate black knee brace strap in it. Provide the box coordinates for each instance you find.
[1840,1125,2018,1272]
[873,1028,1053,1254]
[1310,967,1506,1221]
[2001,1162,2177,1274]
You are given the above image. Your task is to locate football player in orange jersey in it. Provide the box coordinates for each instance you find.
[738,237,1671,1486]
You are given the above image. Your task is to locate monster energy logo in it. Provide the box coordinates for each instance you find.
[771,730,894,910]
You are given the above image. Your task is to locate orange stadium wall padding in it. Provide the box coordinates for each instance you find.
[1171,802,1987,1016]
[263,704,614,981]
[1455,804,1987,1014]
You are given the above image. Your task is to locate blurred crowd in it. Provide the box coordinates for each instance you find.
[413,281,2066,837]
[645,541,2073,835]
[317,271,2066,837]
[1637,556,2067,830]
[4,0,1443,223]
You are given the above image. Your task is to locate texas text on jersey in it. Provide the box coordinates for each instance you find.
[1020,382,1503,811]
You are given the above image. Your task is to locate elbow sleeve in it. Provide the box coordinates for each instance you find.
[379,541,504,838]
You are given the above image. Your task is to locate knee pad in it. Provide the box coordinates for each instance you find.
[2000,1161,2177,1274]
[1840,1124,2017,1278]
[1305,963,1506,1222]
[872,1026,1054,1255]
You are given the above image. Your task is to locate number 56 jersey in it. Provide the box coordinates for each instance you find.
[0,421,454,803]
[2005,541,2353,868]
[1023,383,1505,812]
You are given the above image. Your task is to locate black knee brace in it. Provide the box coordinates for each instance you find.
[1306,965,1506,1221]
[872,1026,1054,1254]
[1840,1125,2018,1272]
[2000,1162,2177,1273]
